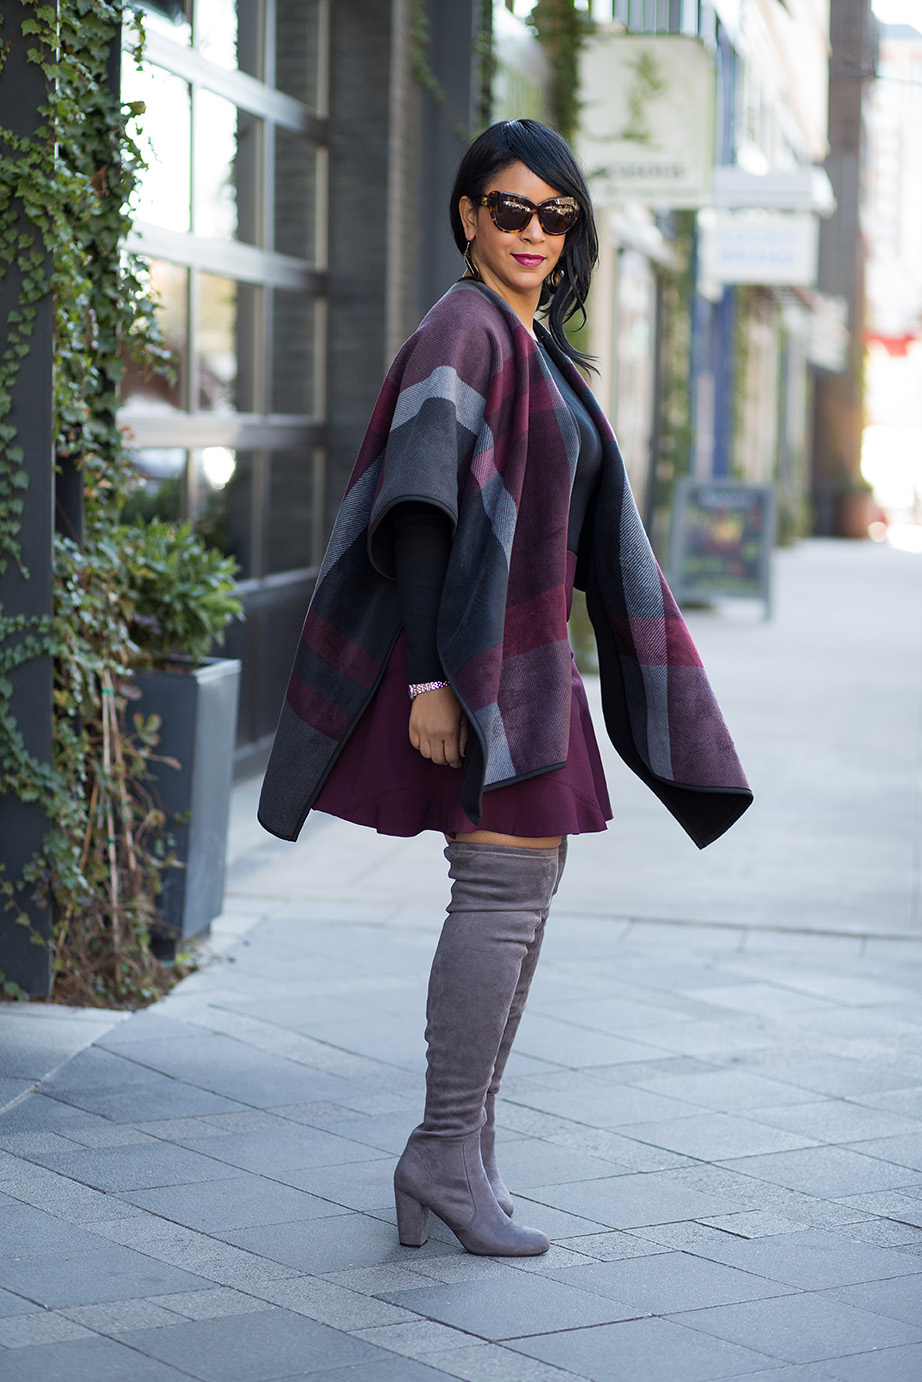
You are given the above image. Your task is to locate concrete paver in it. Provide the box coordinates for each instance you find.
[1,540,922,1380]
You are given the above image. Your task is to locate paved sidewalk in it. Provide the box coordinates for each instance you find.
[2,539,922,1381]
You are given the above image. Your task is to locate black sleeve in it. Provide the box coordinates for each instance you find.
[392,503,453,683]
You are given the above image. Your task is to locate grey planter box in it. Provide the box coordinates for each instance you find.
[133,657,241,950]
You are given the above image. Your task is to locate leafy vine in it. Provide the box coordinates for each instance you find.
[0,0,236,1005]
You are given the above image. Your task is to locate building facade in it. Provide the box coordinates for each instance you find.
[576,0,834,545]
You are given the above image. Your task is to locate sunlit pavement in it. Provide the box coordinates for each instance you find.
[2,538,922,1381]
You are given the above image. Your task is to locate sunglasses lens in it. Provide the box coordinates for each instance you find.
[493,195,532,232]
[541,202,579,235]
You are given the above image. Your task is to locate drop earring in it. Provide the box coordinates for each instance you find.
[464,243,481,280]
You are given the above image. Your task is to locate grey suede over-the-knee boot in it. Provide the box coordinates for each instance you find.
[480,838,568,1216]
[393,842,558,1256]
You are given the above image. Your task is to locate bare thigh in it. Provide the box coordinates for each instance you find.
[452,830,562,849]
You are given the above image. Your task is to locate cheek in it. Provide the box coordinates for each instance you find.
[548,240,566,272]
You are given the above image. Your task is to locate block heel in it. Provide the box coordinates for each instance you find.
[395,1187,430,1247]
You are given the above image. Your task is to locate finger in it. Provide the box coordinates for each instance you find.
[429,740,450,767]
[444,736,462,770]
[459,719,468,758]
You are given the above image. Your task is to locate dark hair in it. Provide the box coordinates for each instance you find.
[449,119,599,369]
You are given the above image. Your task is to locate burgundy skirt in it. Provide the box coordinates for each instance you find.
[314,554,612,838]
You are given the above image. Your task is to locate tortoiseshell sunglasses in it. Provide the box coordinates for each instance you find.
[478,191,580,236]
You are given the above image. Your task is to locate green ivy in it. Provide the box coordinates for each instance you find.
[0,1,234,1005]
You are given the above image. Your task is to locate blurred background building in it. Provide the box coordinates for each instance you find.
[116,0,909,773]
[862,9,922,545]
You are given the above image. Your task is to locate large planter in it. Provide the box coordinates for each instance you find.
[133,656,241,951]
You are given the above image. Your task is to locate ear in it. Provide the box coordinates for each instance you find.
[458,195,478,242]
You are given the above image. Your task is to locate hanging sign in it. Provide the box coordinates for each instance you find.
[578,33,716,208]
[699,209,820,286]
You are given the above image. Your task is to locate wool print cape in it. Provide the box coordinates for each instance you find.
[258,280,752,849]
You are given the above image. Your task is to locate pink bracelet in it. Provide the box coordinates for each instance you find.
[408,680,449,700]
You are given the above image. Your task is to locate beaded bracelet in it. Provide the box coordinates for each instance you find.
[408,680,449,701]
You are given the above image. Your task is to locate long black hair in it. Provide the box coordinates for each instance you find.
[449,119,599,370]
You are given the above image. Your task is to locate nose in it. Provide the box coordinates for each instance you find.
[521,210,545,241]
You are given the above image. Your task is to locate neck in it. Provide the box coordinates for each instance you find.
[467,268,540,335]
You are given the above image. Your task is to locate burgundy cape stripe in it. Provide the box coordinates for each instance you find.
[258,280,752,848]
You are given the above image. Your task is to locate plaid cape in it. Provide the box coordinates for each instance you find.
[258,280,752,848]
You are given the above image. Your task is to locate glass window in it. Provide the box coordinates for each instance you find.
[121,260,189,413]
[265,448,315,572]
[122,448,186,525]
[123,62,191,233]
[194,89,261,245]
[275,0,321,107]
[271,290,315,414]
[274,130,317,261]
[195,448,257,577]
[196,275,260,411]
[134,0,192,47]
[194,0,237,71]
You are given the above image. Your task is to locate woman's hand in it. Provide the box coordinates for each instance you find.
[409,685,468,769]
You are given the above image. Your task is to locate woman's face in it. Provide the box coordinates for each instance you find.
[459,160,569,319]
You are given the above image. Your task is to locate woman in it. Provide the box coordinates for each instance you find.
[258,120,751,1258]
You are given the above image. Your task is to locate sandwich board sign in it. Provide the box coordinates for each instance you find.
[669,479,776,617]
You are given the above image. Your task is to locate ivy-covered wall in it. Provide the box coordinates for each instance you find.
[0,1,237,1003]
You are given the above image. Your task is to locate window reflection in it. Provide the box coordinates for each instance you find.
[197,0,262,77]
[121,260,188,413]
[266,449,315,572]
[271,291,315,414]
[195,448,256,577]
[194,0,236,69]
[194,89,260,244]
[122,61,191,233]
[197,275,259,412]
[274,130,317,261]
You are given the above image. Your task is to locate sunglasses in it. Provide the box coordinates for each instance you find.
[478,191,580,236]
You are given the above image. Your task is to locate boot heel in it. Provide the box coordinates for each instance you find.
[395,1188,429,1246]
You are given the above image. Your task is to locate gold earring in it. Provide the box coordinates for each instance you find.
[464,243,481,280]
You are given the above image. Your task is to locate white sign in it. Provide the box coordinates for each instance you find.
[578,33,715,208]
[699,209,819,286]
[808,293,850,373]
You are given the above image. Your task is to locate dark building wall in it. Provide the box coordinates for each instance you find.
[0,14,55,993]
[326,1,396,527]
[416,2,483,320]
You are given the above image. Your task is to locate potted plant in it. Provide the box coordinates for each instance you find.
[123,520,243,955]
